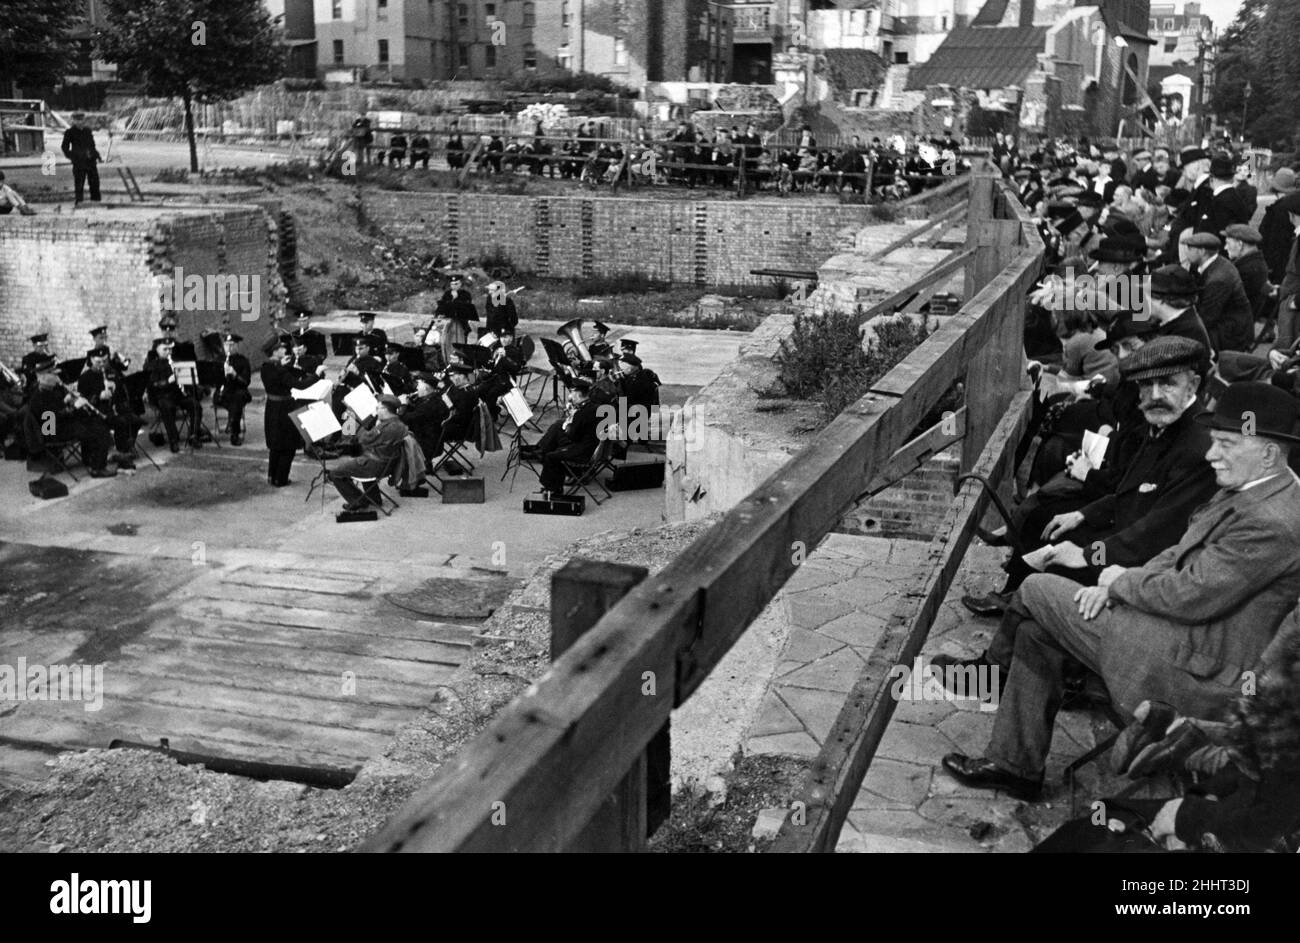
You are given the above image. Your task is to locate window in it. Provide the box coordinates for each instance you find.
[941,15,949,30]
[523,42,537,69]
[894,51,909,64]
[377,0,387,20]
[485,44,496,68]
[613,36,626,66]
[562,1,572,27]
[333,39,344,64]
[458,3,469,27]
[378,39,389,64]
[332,0,342,19]
[1164,37,1177,52]
[459,43,470,67]
[1164,18,1175,30]
[523,2,535,27]
[557,43,572,70]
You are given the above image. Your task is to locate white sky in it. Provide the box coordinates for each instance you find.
[1190,0,1247,32]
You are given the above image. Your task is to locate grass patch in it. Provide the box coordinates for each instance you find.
[649,753,811,853]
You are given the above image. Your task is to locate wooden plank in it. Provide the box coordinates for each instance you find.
[179,597,478,646]
[866,197,968,261]
[162,613,469,665]
[361,215,1044,855]
[100,669,416,734]
[851,248,974,328]
[208,582,383,613]
[104,652,438,709]
[769,389,1033,853]
[859,406,967,498]
[121,636,459,689]
[223,569,375,597]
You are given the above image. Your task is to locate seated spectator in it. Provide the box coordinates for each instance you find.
[942,381,1300,801]
[1223,224,1271,332]
[328,395,408,511]
[960,337,1213,619]
[1185,232,1255,354]
[0,172,36,215]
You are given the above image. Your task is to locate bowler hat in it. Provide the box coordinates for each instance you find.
[1270,167,1297,194]
[1089,237,1144,263]
[1120,336,1205,382]
[1209,153,1236,178]
[1074,190,1105,208]
[1195,381,1300,443]
[1148,264,1200,299]
[1180,147,1208,167]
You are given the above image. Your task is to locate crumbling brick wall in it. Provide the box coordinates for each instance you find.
[361,191,868,287]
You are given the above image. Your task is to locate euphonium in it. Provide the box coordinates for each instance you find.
[557,318,591,363]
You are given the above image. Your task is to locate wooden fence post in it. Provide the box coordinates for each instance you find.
[551,559,669,852]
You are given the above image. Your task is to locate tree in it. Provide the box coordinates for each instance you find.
[96,0,286,172]
[1214,0,1300,149]
[0,0,82,153]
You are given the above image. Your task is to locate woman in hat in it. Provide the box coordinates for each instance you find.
[435,274,478,369]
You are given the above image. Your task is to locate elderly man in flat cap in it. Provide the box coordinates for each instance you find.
[1223,224,1271,328]
[1184,232,1254,354]
[943,381,1300,801]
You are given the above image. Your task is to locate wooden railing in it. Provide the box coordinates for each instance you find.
[361,170,1044,853]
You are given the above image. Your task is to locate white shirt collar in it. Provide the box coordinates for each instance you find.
[1238,472,1283,492]
[1197,255,1216,274]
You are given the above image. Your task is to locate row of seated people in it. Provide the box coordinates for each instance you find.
[930,263,1300,850]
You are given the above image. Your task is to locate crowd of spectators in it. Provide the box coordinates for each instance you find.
[934,133,1300,853]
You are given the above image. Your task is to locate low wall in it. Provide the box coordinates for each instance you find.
[0,203,286,368]
[359,191,870,287]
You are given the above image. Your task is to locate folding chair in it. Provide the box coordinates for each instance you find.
[562,439,615,505]
[39,437,83,482]
[348,454,402,517]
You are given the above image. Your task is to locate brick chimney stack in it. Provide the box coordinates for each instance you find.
[1020,0,1036,29]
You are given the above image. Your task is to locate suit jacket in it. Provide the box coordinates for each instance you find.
[1199,186,1251,237]
[1075,406,1216,568]
[1232,250,1272,323]
[1195,255,1254,353]
[350,416,409,477]
[1106,473,1300,718]
[1155,307,1213,377]
[1260,201,1296,284]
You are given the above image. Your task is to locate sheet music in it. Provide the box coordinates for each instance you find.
[171,360,198,387]
[502,388,532,426]
[291,378,333,401]
[344,384,379,420]
[298,402,342,442]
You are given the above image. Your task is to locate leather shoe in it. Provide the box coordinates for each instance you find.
[941,753,1042,801]
[961,590,1010,617]
[1113,699,1179,775]
[88,466,117,478]
[928,652,1007,699]
[230,435,243,446]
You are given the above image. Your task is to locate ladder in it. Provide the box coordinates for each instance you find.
[116,165,144,201]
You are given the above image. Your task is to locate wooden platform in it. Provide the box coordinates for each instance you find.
[0,555,481,783]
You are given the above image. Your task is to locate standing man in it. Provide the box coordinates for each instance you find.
[1184,233,1254,354]
[291,310,328,359]
[1200,154,1252,238]
[260,338,301,487]
[214,332,252,446]
[61,113,102,204]
[350,112,374,166]
[435,274,478,369]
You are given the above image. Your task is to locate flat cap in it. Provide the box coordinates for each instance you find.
[1224,224,1263,244]
[1185,232,1222,251]
[1121,336,1205,382]
[377,394,402,411]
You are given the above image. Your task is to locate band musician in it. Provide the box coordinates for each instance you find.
[146,338,202,452]
[77,346,141,468]
[522,377,600,499]
[29,355,115,477]
[328,395,409,512]
[214,333,253,446]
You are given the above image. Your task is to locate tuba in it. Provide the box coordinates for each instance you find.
[557,318,591,364]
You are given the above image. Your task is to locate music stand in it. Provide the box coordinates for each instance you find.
[291,403,342,510]
[499,386,544,490]
[172,361,221,449]
[538,337,576,414]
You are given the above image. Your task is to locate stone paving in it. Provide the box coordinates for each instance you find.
[742,531,1130,853]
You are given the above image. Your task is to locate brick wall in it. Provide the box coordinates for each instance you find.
[838,447,961,542]
[360,191,868,287]
[0,205,286,370]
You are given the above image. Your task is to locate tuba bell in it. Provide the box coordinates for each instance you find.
[557,318,591,364]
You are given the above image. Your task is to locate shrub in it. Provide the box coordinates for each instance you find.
[775,311,933,427]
